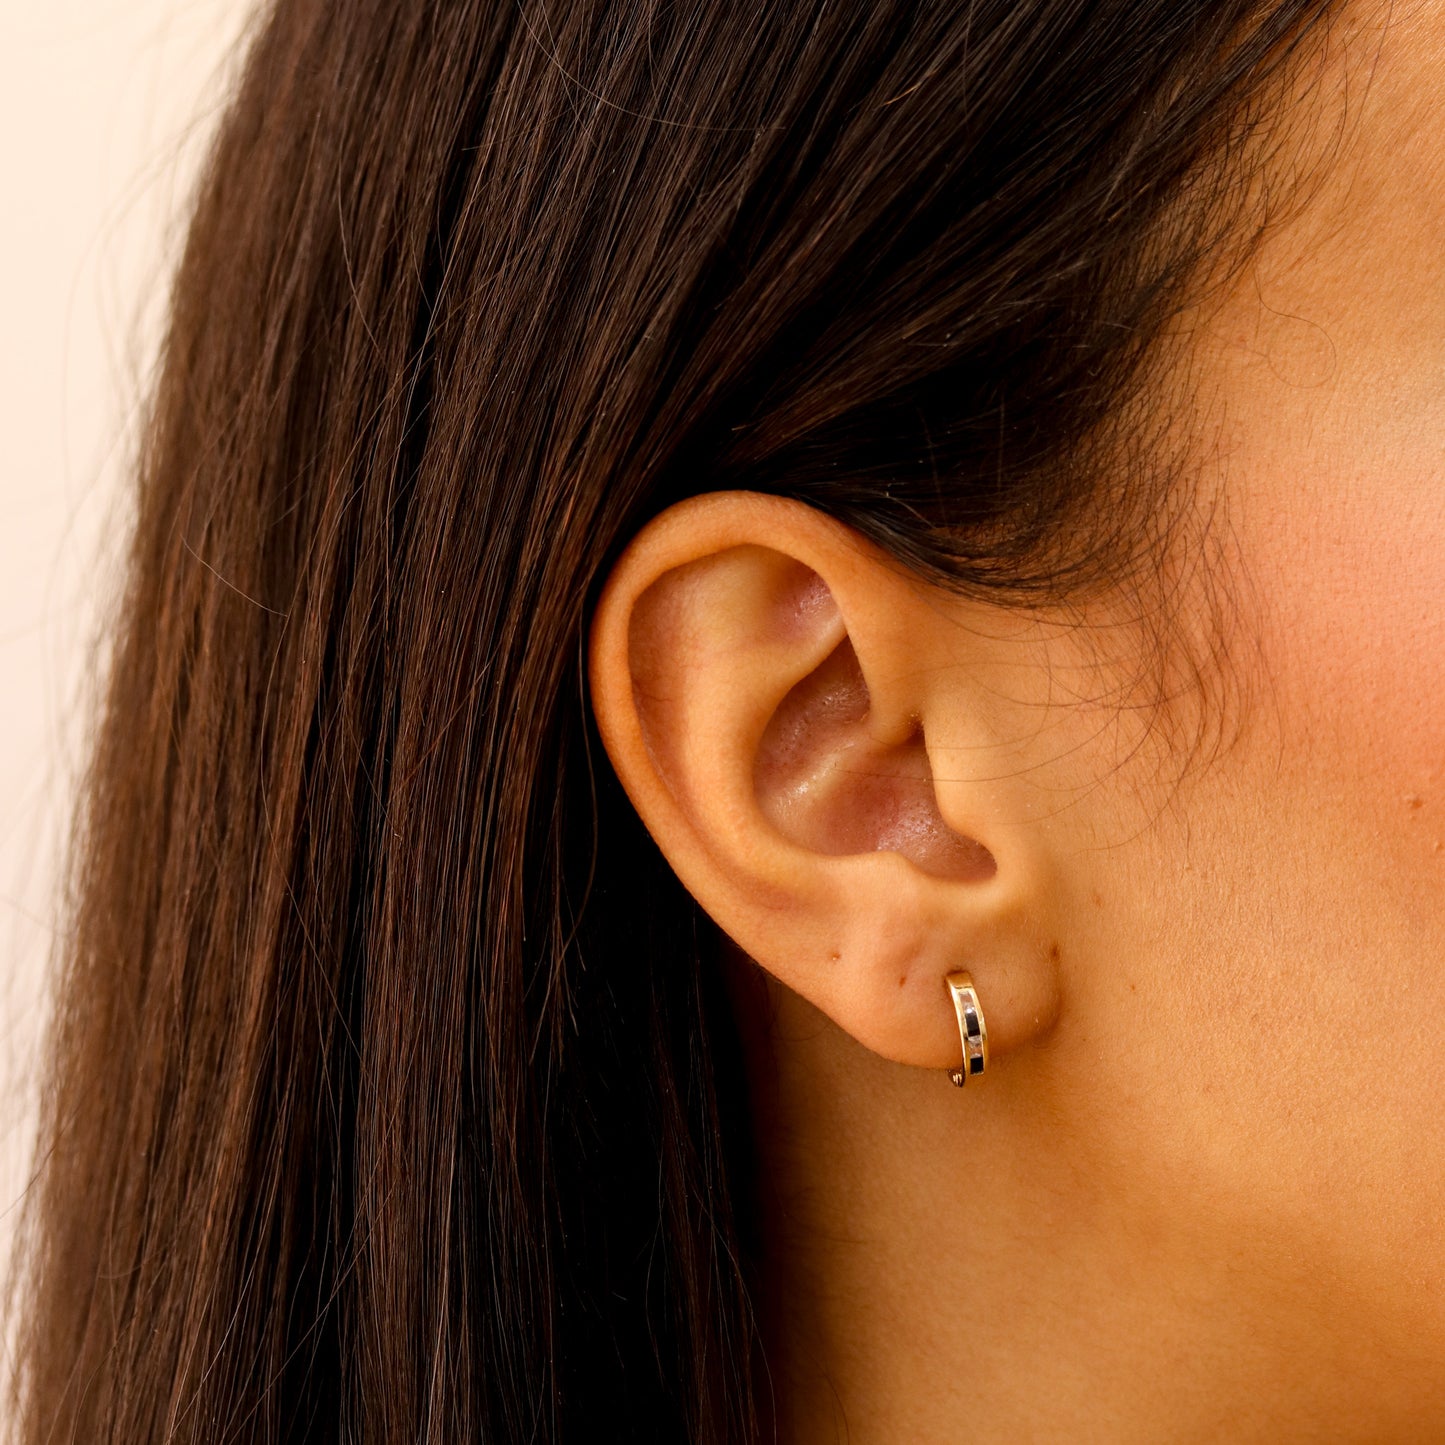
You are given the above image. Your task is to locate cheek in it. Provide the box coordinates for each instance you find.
[1247,470,1445,855]
[1181,466,1445,1251]
[1074,464,1445,1336]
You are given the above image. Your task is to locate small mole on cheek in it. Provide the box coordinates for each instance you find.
[1406,793,1425,811]
[829,950,841,963]
[1091,890,1103,908]
[1049,942,1061,963]
[897,973,907,988]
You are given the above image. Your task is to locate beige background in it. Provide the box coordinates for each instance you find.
[0,0,256,1384]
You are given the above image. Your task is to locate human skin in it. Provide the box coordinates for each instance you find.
[588,1,1445,1439]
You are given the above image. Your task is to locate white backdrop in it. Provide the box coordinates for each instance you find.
[0,0,258,1395]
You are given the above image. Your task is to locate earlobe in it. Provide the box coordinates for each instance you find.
[588,491,1064,1080]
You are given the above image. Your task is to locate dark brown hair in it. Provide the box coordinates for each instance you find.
[14,1,1334,1440]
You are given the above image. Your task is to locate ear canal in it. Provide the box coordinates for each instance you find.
[754,635,997,883]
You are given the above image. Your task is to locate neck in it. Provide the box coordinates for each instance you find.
[724,950,1415,1444]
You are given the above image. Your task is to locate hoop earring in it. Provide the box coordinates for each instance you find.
[946,971,988,1087]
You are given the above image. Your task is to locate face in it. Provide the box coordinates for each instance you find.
[1061,0,1445,1387]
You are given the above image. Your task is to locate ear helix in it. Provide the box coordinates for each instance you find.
[946,971,988,1087]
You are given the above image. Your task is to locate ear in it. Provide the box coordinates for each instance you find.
[587,491,1065,1078]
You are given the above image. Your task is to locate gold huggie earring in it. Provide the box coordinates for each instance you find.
[946,971,988,1087]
